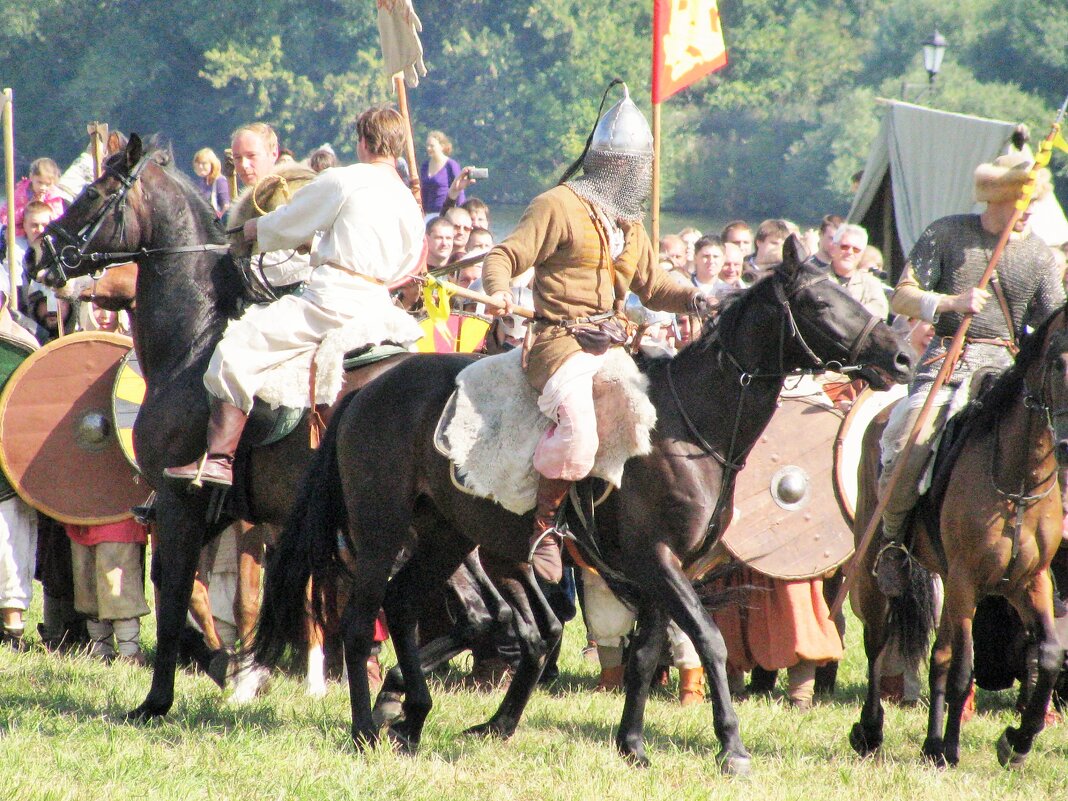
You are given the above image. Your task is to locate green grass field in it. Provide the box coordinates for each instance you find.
[3,596,1068,801]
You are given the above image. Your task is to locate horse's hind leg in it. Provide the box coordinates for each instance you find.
[999,570,1064,768]
[380,535,469,754]
[465,568,561,740]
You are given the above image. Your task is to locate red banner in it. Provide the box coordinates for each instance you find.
[652,0,728,104]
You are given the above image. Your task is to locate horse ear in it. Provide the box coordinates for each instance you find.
[125,134,143,172]
[781,234,803,276]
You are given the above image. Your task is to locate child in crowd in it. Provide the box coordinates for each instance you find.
[65,518,151,664]
[0,157,66,237]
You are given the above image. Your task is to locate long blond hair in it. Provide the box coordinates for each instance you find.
[192,148,222,183]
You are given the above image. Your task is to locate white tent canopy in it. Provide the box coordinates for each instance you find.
[849,100,1068,278]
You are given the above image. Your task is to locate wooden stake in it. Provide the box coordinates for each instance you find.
[394,74,422,211]
[2,89,15,310]
[87,121,108,180]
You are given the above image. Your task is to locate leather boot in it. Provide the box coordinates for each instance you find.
[164,399,248,486]
[596,664,624,692]
[529,476,570,583]
[679,666,705,706]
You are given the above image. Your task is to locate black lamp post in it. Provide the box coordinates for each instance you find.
[922,29,948,86]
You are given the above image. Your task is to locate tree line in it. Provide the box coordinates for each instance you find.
[2,0,1065,222]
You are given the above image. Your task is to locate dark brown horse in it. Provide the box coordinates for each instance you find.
[255,237,914,770]
[35,135,407,719]
[849,308,1068,768]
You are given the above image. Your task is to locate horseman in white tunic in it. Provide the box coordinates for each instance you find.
[165,106,425,486]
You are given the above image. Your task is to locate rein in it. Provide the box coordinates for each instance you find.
[39,155,229,284]
[665,267,881,545]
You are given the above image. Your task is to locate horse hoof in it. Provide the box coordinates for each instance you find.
[207,651,231,690]
[849,722,881,757]
[124,702,167,723]
[372,694,404,729]
[922,742,948,769]
[619,745,650,768]
[387,725,419,756]
[996,729,1028,769]
[463,721,513,740]
[717,749,752,777]
[227,664,270,705]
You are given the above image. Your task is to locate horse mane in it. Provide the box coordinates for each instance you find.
[964,306,1066,430]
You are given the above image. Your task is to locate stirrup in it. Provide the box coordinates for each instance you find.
[528,525,562,564]
[872,542,911,597]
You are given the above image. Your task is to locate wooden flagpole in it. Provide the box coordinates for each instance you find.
[651,102,661,246]
[2,89,15,310]
[394,74,422,211]
[829,103,1068,618]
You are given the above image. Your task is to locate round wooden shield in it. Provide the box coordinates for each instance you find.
[0,331,144,525]
[111,347,145,469]
[723,395,853,580]
[832,383,908,527]
[0,333,37,502]
[416,311,491,354]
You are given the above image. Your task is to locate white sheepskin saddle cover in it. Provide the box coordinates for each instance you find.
[253,313,418,410]
[437,347,657,514]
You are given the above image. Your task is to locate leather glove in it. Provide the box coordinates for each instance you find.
[689,292,717,320]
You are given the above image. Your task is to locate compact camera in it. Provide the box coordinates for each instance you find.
[467,167,489,180]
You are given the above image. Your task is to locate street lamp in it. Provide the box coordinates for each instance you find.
[901,28,948,102]
[922,29,947,86]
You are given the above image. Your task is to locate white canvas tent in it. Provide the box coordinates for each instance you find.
[848,100,1068,281]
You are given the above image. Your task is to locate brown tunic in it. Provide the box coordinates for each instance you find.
[482,185,697,390]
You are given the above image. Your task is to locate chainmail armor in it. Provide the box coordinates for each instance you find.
[565,149,653,223]
[909,214,1065,390]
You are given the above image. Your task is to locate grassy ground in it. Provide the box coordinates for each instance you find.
[2,595,1068,801]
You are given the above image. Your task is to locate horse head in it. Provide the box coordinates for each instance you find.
[35,134,154,288]
[773,235,913,390]
[1030,309,1068,466]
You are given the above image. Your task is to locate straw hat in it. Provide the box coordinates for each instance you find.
[974,151,1052,204]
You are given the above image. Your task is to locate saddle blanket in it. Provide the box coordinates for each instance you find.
[435,347,657,515]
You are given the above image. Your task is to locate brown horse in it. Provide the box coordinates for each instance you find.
[849,308,1068,768]
[35,135,408,719]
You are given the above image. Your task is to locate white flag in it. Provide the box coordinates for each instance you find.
[377,0,428,88]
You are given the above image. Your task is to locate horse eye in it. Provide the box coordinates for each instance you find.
[85,188,99,201]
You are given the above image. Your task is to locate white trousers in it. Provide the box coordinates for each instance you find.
[0,497,37,611]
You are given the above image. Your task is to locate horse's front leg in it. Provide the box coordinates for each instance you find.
[127,493,207,721]
[999,570,1064,768]
[631,540,750,774]
[615,600,666,767]
[923,604,956,766]
[850,617,890,757]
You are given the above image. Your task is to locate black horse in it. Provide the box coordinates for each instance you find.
[255,237,915,770]
[35,135,407,719]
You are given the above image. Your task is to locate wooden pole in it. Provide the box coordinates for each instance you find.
[413,274,535,319]
[651,101,661,246]
[87,121,107,179]
[830,120,1065,618]
[2,89,15,311]
[224,148,238,201]
[394,74,422,211]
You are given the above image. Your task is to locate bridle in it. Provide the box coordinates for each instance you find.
[718,269,881,383]
[37,154,228,286]
[38,155,153,286]
[665,265,884,547]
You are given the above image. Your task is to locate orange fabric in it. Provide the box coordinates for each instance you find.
[713,566,843,672]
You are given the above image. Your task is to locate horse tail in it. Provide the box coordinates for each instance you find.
[254,394,354,668]
[886,560,937,670]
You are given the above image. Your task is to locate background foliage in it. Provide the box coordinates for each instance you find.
[2,0,1066,222]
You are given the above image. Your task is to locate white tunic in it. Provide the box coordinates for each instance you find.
[205,163,424,412]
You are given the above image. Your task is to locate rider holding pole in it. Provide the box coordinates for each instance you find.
[874,151,1065,594]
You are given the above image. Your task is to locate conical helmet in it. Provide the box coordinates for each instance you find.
[590,84,654,157]
[566,82,654,222]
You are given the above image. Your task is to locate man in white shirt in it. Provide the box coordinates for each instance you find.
[165,107,425,486]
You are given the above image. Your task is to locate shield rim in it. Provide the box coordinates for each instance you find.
[0,331,37,503]
[0,330,139,525]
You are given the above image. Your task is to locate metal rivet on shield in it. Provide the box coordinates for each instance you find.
[75,409,112,452]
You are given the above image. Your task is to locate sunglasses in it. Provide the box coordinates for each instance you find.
[837,244,863,254]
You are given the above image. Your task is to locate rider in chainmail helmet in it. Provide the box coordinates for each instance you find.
[874,152,1065,595]
[481,83,712,584]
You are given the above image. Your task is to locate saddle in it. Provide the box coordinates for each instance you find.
[433,347,657,515]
